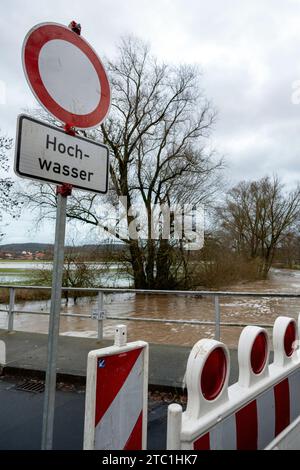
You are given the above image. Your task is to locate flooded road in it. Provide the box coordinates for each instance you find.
[0,268,299,348]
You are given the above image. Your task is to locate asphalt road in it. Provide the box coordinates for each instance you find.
[0,376,169,450]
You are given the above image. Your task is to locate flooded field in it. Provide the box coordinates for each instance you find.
[0,268,299,348]
[0,261,131,286]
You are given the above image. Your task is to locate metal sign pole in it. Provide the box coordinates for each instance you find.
[41,184,71,450]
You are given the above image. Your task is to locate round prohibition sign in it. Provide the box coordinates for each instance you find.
[22,22,111,129]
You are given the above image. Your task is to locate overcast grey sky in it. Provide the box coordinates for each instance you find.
[1,0,300,244]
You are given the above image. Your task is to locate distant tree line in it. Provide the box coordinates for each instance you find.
[217,176,300,280]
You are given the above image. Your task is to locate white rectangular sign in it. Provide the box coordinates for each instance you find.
[15,114,109,194]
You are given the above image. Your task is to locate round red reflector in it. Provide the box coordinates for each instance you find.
[250,332,267,374]
[284,321,296,357]
[200,347,227,401]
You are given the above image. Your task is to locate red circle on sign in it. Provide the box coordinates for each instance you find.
[200,347,227,401]
[22,23,110,129]
[250,331,267,374]
[284,321,296,357]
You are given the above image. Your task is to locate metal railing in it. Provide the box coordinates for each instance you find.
[1,284,300,341]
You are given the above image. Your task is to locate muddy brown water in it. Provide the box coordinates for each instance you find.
[0,268,299,348]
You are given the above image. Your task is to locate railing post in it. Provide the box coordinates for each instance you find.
[97,292,104,340]
[214,295,221,341]
[8,287,15,332]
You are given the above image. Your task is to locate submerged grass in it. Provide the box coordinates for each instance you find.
[0,286,98,303]
[0,287,51,303]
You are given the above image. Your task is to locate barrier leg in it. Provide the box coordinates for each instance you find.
[167,403,182,450]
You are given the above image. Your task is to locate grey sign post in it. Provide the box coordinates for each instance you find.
[41,185,68,450]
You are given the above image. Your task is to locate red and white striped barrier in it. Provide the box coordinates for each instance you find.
[84,325,149,450]
[167,315,300,450]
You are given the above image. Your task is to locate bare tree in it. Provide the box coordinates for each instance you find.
[33,245,98,304]
[219,176,300,278]
[19,36,223,289]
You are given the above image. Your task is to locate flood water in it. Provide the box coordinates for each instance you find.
[0,261,131,287]
[0,268,299,348]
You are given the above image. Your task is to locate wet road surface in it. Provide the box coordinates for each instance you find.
[0,375,169,450]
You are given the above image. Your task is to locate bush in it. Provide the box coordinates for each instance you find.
[188,239,261,289]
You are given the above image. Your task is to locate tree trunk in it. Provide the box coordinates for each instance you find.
[128,239,147,288]
[145,206,155,288]
[260,249,274,279]
[155,239,175,289]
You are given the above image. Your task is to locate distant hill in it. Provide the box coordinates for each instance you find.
[0,243,53,253]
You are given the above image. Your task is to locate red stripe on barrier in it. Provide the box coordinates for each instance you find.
[193,432,210,450]
[274,378,290,436]
[235,400,258,450]
[95,347,143,426]
[124,411,143,450]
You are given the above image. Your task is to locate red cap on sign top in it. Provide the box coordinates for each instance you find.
[68,21,81,35]
[22,21,111,130]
